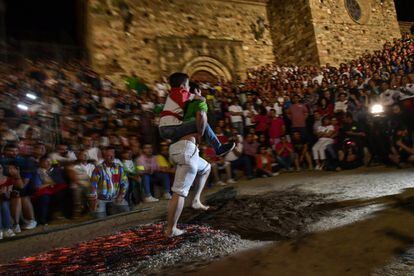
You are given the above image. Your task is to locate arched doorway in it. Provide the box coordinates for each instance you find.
[191,70,217,83]
[183,56,232,83]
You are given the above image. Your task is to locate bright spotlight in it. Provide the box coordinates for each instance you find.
[17,103,29,111]
[371,104,384,115]
[26,93,37,100]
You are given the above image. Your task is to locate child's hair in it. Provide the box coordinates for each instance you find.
[260,146,268,151]
[169,72,189,88]
[189,81,200,94]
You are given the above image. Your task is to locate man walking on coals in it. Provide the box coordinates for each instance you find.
[159,73,235,237]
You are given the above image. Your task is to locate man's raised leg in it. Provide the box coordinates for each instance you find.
[191,160,211,211]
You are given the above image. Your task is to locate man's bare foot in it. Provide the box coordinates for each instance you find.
[191,201,210,211]
[164,227,186,238]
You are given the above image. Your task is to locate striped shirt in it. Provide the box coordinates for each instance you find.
[90,162,128,200]
[159,88,195,127]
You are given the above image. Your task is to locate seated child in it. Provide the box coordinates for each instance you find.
[255,146,278,177]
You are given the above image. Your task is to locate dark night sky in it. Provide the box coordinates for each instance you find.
[394,0,414,21]
[4,0,79,45]
[2,0,414,46]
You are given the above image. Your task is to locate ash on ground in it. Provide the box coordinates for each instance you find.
[0,223,257,276]
[182,187,330,241]
[374,247,414,276]
[109,228,260,275]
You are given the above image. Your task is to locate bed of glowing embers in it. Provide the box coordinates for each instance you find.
[0,223,227,274]
[0,190,328,274]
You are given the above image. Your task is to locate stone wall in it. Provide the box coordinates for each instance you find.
[399,21,414,35]
[86,0,404,85]
[86,0,275,85]
[268,0,319,65]
[309,0,401,65]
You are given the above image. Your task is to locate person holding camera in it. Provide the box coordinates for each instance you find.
[0,163,22,239]
[0,144,37,232]
[389,127,414,167]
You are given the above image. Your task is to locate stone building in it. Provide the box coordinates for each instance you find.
[86,0,402,85]
[399,21,414,34]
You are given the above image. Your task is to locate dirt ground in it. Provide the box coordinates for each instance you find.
[181,189,329,240]
[175,167,414,275]
[1,166,414,275]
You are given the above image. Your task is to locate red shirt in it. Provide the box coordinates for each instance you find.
[203,147,219,162]
[217,133,229,144]
[316,104,334,117]
[254,114,269,132]
[0,177,14,188]
[268,117,285,139]
[275,142,293,157]
[290,104,308,128]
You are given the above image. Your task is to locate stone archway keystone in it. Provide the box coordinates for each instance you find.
[183,56,232,82]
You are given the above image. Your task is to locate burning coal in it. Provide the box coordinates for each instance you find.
[0,223,219,274]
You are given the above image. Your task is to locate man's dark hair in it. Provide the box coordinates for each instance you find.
[7,160,19,168]
[169,72,189,88]
[3,143,18,150]
[344,112,353,119]
[104,146,116,152]
[392,103,401,109]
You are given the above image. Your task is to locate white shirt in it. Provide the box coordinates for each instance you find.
[122,160,136,173]
[229,105,243,123]
[334,100,348,113]
[155,83,169,98]
[380,89,401,106]
[243,109,257,126]
[102,80,112,92]
[405,83,414,94]
[313,74,324,85]
[317,125,334,142]
[74,163,95,178]
[225,135,243,162]
[49,151,77,163]
[48,97,62,114]
[86,147,101,163]
[102,97,115,109]
[141,101,155,112]
[273,102,283,116]
[1,129,18,142]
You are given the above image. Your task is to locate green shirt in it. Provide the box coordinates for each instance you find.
[183,100,209,121]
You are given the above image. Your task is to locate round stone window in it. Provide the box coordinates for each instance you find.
[345,0,362,22]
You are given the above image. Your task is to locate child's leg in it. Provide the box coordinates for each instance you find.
[0,200,13,229]
[142,174,153,198]
[10,196,21,226]
[276,156,289,169]
[160,117,222,151]
[196,111,222,151]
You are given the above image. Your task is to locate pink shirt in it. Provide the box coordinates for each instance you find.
[137,155,159,174]
[269,118,285,139]
[290,104,308,128]
[243,141,259,157]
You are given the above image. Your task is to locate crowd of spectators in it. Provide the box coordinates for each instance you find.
[0,33,413,239]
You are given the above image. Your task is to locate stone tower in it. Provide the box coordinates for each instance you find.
[267,0,401,65]
[86,0,401,85]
